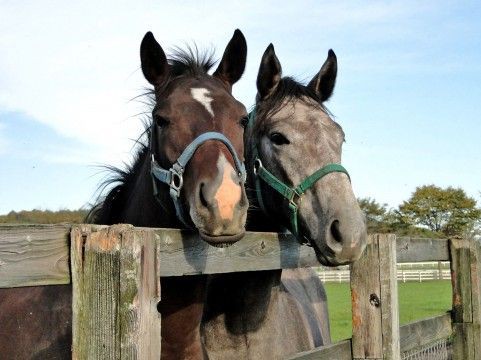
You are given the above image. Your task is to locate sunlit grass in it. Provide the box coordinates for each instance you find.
[324,281,452,342]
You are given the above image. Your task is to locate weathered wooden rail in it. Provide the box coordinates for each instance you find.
[1,224,480,359]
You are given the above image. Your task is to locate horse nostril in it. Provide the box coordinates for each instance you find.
[330,220,343,244]
[199,183,209,208]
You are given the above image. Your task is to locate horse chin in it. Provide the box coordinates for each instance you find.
[302,233,347,268]
[199,230,245,248]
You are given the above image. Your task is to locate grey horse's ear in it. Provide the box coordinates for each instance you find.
[308,49,337,102]
[256,44,282,100]
[140,32,169,87]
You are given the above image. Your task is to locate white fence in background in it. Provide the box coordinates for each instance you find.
[318,262,451,283]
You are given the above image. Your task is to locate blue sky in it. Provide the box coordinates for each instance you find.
[0,1,480,214]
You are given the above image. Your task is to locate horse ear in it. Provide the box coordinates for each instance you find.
[256,44,282,100]
[140,32,168,87]
[213,29,247,87]
[308,49,337,102]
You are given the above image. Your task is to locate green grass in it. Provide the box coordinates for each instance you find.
[324,281,452,342]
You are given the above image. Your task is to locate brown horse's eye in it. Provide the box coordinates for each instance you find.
[269,132,290,145]
[239,116,249,129]
[154,115,170,128]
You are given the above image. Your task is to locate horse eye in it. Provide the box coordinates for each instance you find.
[239,116,249,129]
[269,132,290,145]
[154,115,170,128]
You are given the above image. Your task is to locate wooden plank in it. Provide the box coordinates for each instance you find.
[399,313,452,353]
[379,234,400,360]
[119,229,161,360]
[72,225,126,360]
[396,237,449,263]
[351,234,400,360]
[350,234,383,359]
[155,229,319,276]
[450,238,477,360]
[0,224,71,287]
[287,339,352,360]
[470,240,481,357]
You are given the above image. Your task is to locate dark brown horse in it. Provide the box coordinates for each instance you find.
[0,30,249,359]
[201,44,367,359]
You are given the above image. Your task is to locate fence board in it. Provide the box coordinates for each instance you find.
[450,238,481,360]
[351,234,400,360]
[396,237,449,263]
[119,229,161,360]
[155,229,319,276]
[350,235,383,359]
[399,312,452,353]
[287,339,352,360]
[379,234,400,359]
[71,225,124,360]
[0,224,70,287]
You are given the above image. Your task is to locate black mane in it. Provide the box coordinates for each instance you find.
[169,45,216,78]
[87,46,216,224]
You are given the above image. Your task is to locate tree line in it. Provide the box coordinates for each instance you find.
[0,209,88,224]
[359,184,481,239]
[1,184,480,239]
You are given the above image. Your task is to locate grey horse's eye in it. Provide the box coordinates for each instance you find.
[269,132,290,145]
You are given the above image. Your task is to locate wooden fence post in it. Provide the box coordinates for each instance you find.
[119,228,161,359]
[450,238,481,360]
[351,234,400,360]
[71,225,124,359]
[71,225,161,360]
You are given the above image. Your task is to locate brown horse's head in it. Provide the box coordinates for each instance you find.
[248,44,366,265]
[140,30,249,245]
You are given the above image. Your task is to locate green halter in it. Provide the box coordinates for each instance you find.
[248,109,350,239]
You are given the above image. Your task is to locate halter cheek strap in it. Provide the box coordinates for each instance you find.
[151,131,247,228]
[248,109,350,240]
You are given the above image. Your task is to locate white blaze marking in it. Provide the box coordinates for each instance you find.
[191,88,214,117]
[214,154,241,221]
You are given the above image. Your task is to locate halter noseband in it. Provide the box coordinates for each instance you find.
[150,130,246,228]
[248,109,350,240]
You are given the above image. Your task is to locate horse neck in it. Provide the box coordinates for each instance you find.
[245,165,284,232]
[119,149,179,228]
[203,134,286,331]
[118,149,207,359]
[204,269,282,332]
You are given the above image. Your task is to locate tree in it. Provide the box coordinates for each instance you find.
[357,197,398,233]
[398,185,481,237]
[358,197,387,224]
[0,209,89,224]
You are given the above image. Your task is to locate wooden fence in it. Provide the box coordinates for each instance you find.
[1,224,480,359]
[318,268,451,283]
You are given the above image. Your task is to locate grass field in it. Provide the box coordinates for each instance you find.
[324,280,452,342]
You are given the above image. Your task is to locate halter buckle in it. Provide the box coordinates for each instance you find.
[253,158,263,176]
[169,163,184,197]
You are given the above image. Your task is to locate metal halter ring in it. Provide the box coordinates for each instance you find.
[253,158,263,176]
[169,166,184,196]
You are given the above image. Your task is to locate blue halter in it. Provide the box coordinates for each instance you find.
[150,131,247,228]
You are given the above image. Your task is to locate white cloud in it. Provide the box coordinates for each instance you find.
[0,0,462,168]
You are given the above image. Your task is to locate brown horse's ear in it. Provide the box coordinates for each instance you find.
[140,32,168,87]
[256,44,282,100]
[213,29,247,88]
[308,49,337,102]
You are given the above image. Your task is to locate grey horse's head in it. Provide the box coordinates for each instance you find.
[248,44,366,266]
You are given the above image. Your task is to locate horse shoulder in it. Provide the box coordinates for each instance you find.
[280,268,332,346]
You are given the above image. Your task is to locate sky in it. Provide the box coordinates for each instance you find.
[0,1,480,214]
